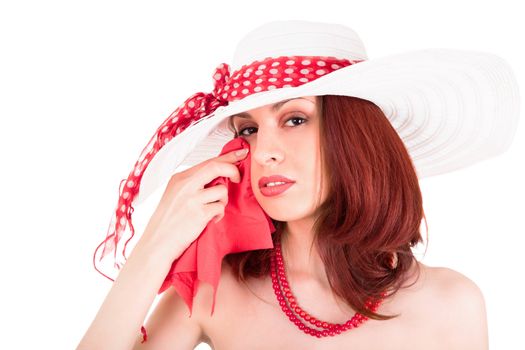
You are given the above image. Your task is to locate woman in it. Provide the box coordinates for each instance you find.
[78,20,518,349]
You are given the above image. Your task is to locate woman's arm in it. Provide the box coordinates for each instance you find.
[76,237,184,350]
[77,148,247,349]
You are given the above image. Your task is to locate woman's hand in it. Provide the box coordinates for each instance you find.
[139,147,249,262]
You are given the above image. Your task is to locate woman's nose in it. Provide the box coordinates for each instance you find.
[251,128,284,166]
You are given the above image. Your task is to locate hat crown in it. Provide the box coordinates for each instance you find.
[231,20,369,72]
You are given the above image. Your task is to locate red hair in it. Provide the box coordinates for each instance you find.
[225,94,428,320]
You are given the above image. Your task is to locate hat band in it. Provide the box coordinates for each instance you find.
[215,55,359,101]
[93,55,363,280]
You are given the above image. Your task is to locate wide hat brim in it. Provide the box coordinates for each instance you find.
[135,47,520,206]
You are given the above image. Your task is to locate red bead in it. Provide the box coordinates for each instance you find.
[269,231,386,339]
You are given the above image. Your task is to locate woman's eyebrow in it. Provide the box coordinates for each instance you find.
[231,97,313,120]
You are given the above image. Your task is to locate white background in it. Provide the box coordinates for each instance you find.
[0,0,523,349]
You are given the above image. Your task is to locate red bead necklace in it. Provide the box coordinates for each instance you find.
[270,233,388,338]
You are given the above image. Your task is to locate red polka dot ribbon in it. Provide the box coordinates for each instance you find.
[93,55,361,281]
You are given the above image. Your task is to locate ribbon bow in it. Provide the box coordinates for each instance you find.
[94,55,355,278]
[93,62,234,277]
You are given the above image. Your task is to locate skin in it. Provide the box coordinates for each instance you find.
[230,95,331,288]
[84,95,488,349]
[124,95,488,349]
[189,96,488,349]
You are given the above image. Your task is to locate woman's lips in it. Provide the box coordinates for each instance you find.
[258,175,295,188]
[259,182,295,197]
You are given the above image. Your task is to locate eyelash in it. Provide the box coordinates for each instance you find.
[236,115,308,137]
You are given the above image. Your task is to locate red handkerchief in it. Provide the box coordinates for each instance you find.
[157,137,276,316]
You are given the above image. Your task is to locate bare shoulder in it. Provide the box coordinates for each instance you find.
[430,265,488,318]
[419,264,489,349]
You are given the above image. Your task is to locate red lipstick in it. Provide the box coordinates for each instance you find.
[258,175,295,197]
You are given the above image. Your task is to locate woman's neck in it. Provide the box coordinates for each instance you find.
[280,221,330,288]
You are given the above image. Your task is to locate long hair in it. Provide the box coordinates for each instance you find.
[224,94,428,321]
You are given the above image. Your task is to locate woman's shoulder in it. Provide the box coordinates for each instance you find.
[382,261,485,321]
[397,261,485,303]
[191,259,248,320]
[197,259,487,348]
[395,259,480,289]
[418,262,485,302]
[396,261,488,344]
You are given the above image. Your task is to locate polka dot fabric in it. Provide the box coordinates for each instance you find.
[217,56,356,101]
[93,55,360,283]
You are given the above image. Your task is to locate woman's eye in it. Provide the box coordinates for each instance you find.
[237,115,307,136]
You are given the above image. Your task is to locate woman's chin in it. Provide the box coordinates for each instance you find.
[260,205,309,223]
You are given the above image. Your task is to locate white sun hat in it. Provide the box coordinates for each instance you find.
[93,20,520,277]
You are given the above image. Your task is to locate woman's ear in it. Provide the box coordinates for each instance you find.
[389,252,398,269]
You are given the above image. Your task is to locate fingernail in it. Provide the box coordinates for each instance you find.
[235,148,249,156]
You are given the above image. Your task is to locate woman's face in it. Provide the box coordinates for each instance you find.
[229,95,328,222]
